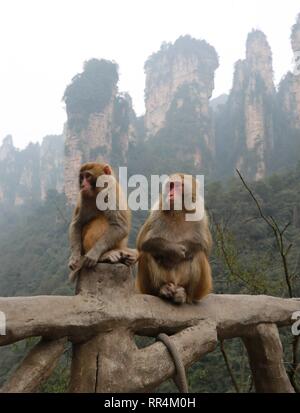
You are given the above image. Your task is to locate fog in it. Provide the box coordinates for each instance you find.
[0,0,299,148]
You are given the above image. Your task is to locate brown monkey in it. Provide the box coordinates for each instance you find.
[136,173,212,304]
[68,162,136,281]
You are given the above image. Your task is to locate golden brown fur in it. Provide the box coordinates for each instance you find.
[136,174,212,304]
[68,162,135,281]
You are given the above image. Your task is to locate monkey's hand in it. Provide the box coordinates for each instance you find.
[157,243,187,263]
[82,249,100,268]
[171,244,187,259]
[68,253,82,271]
[156,244,187,268]
[180,240,202,260]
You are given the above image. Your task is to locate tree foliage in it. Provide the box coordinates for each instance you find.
[63,59,119,132]
[0,165,299,392]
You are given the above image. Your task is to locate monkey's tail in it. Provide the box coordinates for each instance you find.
[157,333,188,393]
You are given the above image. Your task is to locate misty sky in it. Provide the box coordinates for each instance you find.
[0,0,299,149]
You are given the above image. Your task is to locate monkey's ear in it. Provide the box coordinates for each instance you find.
[103,164,112,175]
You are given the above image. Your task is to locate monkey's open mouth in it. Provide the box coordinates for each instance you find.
[168,189,175,200]
[168,181,182,201]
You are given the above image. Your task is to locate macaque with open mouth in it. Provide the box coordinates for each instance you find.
[136,173,212,304]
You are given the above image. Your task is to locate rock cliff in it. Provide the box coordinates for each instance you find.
[215,30,275,180]
[278,14,300,129]
[143,36,219,172]
[272,14,300,171]
[0,135,64,205]
[63,59,136,204]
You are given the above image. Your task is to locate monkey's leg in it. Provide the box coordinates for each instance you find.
[68,256,85,282]
[188,251,212,302]
[135,253,157,295]
[82,216,108,254]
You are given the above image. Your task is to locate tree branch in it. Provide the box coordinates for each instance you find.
[220,340,240,393]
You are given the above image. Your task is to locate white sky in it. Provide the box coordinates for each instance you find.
[0,0,299,149]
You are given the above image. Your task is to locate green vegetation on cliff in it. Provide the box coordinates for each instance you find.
[145,35,219,75]
[63,59,119,132]
[0,165,299,392]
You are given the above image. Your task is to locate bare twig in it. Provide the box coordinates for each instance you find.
[236,170,293,298]
[210,212,264,293]
[220,340,240,393]
[236,169,298,389]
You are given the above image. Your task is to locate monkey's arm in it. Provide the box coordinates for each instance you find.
[180,240,204,259]
[68,217,82,270]
[141,238,186,263]
[182,223,212,257]
[83,210,129,268]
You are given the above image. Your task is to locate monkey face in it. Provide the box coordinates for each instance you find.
[79,171,96,197]
[79,163,113,198]
[162,175,184,211]
[162,174,199,214]
[168,180,183,206]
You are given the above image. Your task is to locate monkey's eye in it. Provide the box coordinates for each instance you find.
[84,172,92,180]
[169,182,175,191]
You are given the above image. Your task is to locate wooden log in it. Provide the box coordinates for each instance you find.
[243,324,295,393]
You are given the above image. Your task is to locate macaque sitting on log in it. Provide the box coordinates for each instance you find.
[136,174,212,304]
[68,162,137,281]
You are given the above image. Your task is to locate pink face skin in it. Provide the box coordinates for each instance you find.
[168,180,182,201]
[79,165,112,198]
[80,172,95,196]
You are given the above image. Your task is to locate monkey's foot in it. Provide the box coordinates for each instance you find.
[68,254,82,271]
[100,249,123,264]
[99,249,138,266]
[120,249,138,266]
[159,283,187,304]
[173,286,187,304]
[159,283,177,300]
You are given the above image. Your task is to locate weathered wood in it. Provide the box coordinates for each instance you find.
[69,328,137,393]
[0,264,299,393]
[70,321,217,393]
[131,321,217,392]
[243,324,295,393]
[1,338,66,393]
[0,265,299,346]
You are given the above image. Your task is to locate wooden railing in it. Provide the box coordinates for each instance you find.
[0,264,299,393]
